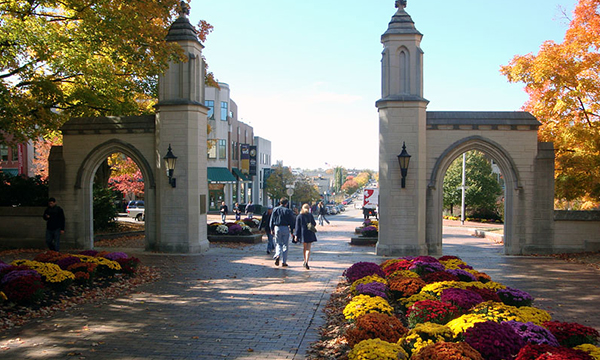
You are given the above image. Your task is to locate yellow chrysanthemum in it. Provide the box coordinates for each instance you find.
[440,259,468,270]
[517,306,552,325]
[471,301,523,322]
[446,313,489,336]
[11,259,75,283]
[399,322,454,355]
[349,338,408,360]
[74,255,122,270]
[399,292,437,309]
[575,344,600,360]
[343,294,394,320]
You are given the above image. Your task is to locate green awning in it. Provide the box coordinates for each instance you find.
[207,167,237,183]
[232,168,250,182]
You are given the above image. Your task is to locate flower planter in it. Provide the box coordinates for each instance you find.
[207,234,263,244]
[350,236,378,246]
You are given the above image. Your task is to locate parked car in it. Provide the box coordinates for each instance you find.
[326,205,339,215]
[127,200,145,221]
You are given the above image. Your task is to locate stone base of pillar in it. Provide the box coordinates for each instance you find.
[376,243,429,257]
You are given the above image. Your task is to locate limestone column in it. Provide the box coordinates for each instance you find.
[377,1,429,256]
[155,2,209,253]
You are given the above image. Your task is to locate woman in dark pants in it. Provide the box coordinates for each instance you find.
[294,203,317,269]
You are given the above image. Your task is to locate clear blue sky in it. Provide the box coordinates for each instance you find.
[189,0,577,171]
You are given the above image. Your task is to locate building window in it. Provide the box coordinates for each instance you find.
[220,101,228,121]
[0,145,8,161]
[218,139,227,159]
[207,139,217,159]
[205,100,214,119]
[11,146,18,162]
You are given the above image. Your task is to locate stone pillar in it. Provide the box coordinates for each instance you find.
[525,142,556,254]
[155,5,209,253]
[376,2,429,256]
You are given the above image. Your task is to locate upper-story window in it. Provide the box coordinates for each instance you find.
[0,145,8,161]
[205,100,214,119]
[220,102,228,121]
[11,146,18,161]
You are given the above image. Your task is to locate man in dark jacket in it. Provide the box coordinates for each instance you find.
[43,197,65,251]
[269,198,295,267]
[259,206,274,254]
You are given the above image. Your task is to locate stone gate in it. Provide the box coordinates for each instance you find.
[377,3,556,256]
[48,6,210,253]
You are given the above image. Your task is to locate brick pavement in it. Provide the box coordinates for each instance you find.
[1,208,599,359]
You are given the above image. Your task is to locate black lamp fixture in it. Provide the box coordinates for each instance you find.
[164,144,177,188]
[397,142,411,188]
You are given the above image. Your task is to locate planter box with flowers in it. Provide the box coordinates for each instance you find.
[351,219,378,245]
[207,221,263,243]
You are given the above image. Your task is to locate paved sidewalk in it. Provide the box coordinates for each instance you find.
[1,208,599,359]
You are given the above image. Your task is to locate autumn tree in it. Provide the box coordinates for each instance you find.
[293,177,321,205]
[501,0,600,207]
[443,151,503,219]
[108,154,144,199]
[0,0,215,145]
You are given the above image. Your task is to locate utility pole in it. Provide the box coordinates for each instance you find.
[460,153,467,225]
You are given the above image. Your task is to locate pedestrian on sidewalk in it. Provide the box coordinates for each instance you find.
[295,203,317,270]
[233,202,241,221]
[245,200,255,219]
[259,206,274,254]
[220,201,228,223]
[269,197,295,267]
[318,201,330,226]
[42,197,65,251]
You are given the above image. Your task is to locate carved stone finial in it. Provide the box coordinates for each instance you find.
[179,0,190,18]
[395,0,407,9]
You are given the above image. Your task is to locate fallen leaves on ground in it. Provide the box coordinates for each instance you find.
[306,281,353,360]
[548,251,600,270]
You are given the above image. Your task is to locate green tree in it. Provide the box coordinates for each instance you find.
[0,0,215,145]
[265,165,294,202]
[443,151,503,219]
[500,0,600,207]
[293,177,320,205]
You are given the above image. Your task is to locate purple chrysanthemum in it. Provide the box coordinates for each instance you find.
[409,260,446,275]
[356,282,388,300]
[445,268,477,282]
[497,287,534,307]
[464,321,525,360]
[440,288,484,311]
[1,269,41,285]
[104,252,129,261]
[343,262,385,283]
[55,256,81,270]
[505,321,560,346]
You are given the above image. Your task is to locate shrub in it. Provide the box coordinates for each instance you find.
[93,185,119,231]
[543,321,600,347]
[345,313,408,347]
[411,341,484,360]
[0,173,48,206]
[463,321,525,360]
[2,275,45,304]
[343,262,385,283]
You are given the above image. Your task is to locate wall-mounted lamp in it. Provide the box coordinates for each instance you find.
[397,142,411,188]
[164,144,177,188]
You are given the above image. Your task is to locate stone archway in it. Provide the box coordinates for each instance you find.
[426,135,522,255]
[74,138,157,251]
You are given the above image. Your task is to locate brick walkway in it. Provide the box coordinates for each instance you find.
[1,208,599,359]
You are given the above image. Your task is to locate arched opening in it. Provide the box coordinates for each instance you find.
[427,136,522,255]
[75,139,156,250]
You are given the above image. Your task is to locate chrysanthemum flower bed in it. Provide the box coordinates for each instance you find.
[207,219,257,235]
[0,250,151,331]
[307,255,600,360]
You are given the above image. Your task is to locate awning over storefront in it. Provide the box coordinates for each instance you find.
[232,167,251,182]
[207,167,237,183]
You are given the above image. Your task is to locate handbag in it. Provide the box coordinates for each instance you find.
[307,222,317,233]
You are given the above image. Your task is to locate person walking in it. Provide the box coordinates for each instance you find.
[42,197,65,251]
[294,204,317,270]
[318,201,330,226]
[269,198,295,267]
[259,206,274,254]
[233,202,241,221]
[220,201,228,223]
[245,200,255,219]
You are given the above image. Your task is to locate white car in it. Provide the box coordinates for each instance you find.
[126,200,145,221]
